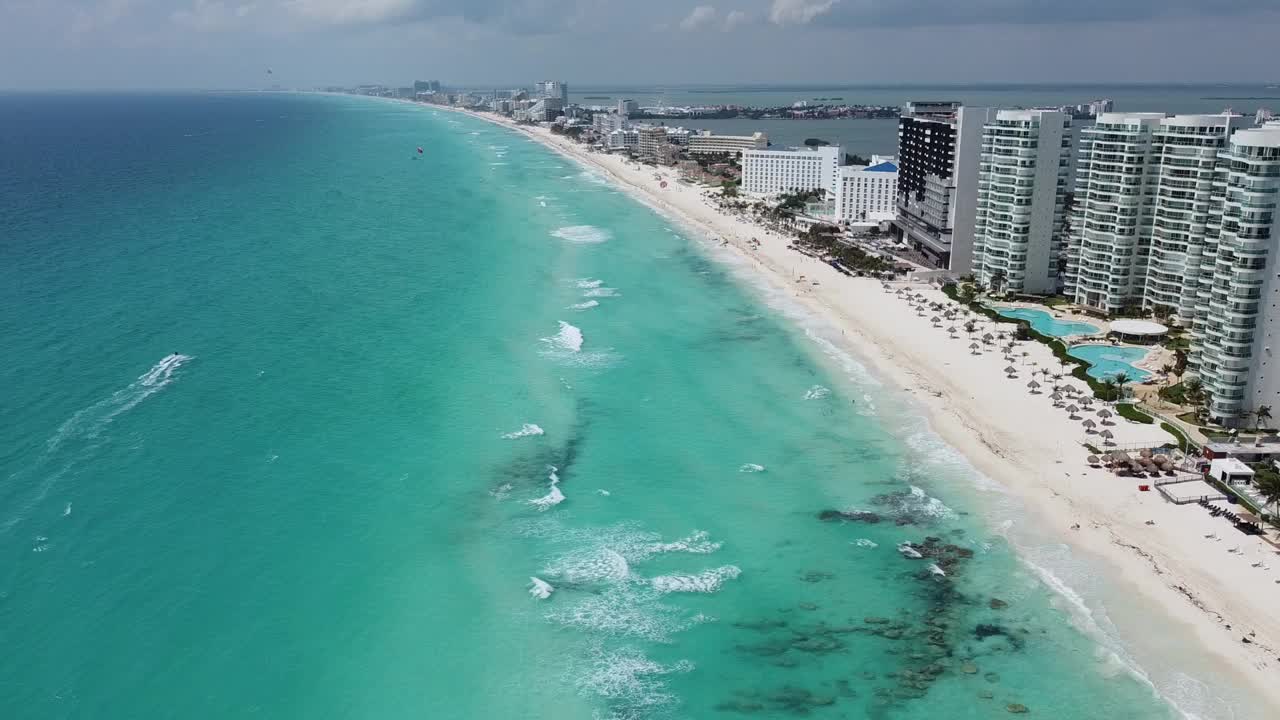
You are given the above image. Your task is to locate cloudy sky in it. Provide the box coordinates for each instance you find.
[2,0,1278,89]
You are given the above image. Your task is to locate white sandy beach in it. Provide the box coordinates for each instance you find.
[437,103,1280,712]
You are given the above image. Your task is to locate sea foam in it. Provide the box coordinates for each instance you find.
[502,423,545,439]
[739,463,765,473]
[529,577,554,599]
[651,565,741,594]
[551,225,611,244]
[542,321,584,353]
[569,300,599,311]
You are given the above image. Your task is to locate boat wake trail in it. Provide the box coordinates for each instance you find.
[3,354,195,534]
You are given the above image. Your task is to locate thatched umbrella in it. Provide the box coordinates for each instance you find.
[1100,429,1115,446]
[1082,418,1097,432]
[1087,455,1101,467]
[1080,396,1095,407]
[1067,404,1081,419]
[1004,365,1018,376]
[1027,380,1042,393]
[1050,391,1064,405]
[969,342,981,355]
[982,332,995,344]
[1097,408,1114,424]
[947,326,958,338]
[931,316,942,326]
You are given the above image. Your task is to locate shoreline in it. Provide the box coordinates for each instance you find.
[430,102,1280,713]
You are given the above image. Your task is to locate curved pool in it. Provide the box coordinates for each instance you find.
[1068,344,1153,381]
[997,308,1100,337]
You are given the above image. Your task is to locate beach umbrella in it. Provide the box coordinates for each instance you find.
[1080,396,1095,407]
[1066,404,1080,419]
[1097,409,1114,424]
[947,326,958,338]
[982,333,995,344]
[1101,429,1115,446]
[969,342,981,354]
[1027,380,1041,393]
[1051,391,1063,402]
[1087,455,1101,466]
[1083,419,1097,431]
[1004,366,1017,375]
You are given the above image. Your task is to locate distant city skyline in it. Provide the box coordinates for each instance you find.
[2,1,1280,90]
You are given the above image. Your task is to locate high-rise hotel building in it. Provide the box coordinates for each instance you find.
[1189,122,1280,423]
[971,109,1073,295]
[893,102,993,273]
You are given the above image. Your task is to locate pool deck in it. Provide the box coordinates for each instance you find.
[991,301,1174,382]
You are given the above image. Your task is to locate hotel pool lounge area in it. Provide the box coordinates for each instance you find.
[996,307,1100,338]
[1068,344,1153,382]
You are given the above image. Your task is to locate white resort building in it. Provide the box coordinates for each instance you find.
[740,145,842,197]
[1187,121,1280,424]
[686,131,769,157]
[834,157,898,222]
[972,109,1072,295]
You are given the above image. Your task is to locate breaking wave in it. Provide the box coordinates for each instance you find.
[542,321,584,353]
[739,463,765,473]
[804,384,831,400]
[551,225,612,244]
[569,300,600,311]
[651,565,741,594]
[502,423,545,439]
[529,577,554,599]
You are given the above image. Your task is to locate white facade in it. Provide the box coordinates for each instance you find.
[972,109,1072,295]
[1064,112,1168,314]
[1188,121,1280,424]
[593,112,627,133]
[686,131,769,157]
[1066,114,1245,318]
[740,146,842,197]
[637,125,668,160]
[605,129,638,152]
[833,157,898,222]
[618,99,638,116]
[535,81,568,104]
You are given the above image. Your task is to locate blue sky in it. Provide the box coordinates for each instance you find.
[2,1,1278,89]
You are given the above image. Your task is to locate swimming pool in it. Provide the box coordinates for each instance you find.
[1068,344,1153,382]
[997,308,1100,337]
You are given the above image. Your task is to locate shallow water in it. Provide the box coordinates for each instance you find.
[0,92,1238,719]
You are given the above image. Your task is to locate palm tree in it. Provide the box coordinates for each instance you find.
[1100,378,1118,402]
[1254,471,1280,523]
[989,269,1008,295]
[1256,405,1273,433]
[964,320,977,340]
[1113,371,1131,401]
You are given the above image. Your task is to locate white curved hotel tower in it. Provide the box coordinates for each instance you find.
[1188,122,1280,422]
[972,109,1072,294]
[1064,116,1280,425]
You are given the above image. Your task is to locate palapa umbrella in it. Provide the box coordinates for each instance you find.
[1080,396,1095,407]
[969,342,982,354]
[1087,454,1101,467]
[982,333,995,344]
[931,316,942,326]
[1066,404,1081,419]
[1097,408,1114,424]
[1027,380,1041,393]
[1004,365,1018,375]
[947,325,958,338]
[1100,429,1115,446]
[1050,391,1064,404]
[1082,418,1097,431]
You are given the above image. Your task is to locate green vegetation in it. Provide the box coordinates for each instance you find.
[1160,422,1191,452]
[1116,403,1154,424]
[720,181,739,198]
[803,138,831,147]
[1042,296,1072,308]
[844,153,871,166]
[795,224,894,275]
[1159,382,1188,406]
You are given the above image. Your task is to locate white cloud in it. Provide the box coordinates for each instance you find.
[723,9,747,29]
[285,0,420,26]
[171,0,258,31]
[678,4,718,31]
[769,0,837,25]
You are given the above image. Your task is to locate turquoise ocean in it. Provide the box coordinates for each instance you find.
[0,92,1259,718]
